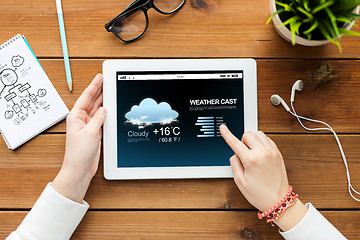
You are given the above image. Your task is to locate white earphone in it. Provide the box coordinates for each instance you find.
[271,80,360,202]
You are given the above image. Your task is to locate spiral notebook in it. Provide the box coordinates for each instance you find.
[0,34,69,150]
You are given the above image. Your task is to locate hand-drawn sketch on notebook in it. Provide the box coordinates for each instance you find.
[0,56,49,126]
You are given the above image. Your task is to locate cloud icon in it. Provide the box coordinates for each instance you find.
[125,98,178,127]
[11,55,24,68]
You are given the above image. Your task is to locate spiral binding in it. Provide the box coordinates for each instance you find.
[0,34,22,51]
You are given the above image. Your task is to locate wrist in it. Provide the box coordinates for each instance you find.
[52,167,93,203]
[274,199,308,232]
[258,186,307,231]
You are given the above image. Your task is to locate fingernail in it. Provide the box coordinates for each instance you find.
[220,124,227,131]
[98,107,106,115]
[95,73,103,81]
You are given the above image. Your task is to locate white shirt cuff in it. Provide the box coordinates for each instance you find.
[279,203,346,240]
[7,182,88,240]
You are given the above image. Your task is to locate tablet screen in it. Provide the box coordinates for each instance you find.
[116,71,244,168]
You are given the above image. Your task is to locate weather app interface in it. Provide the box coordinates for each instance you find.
[116,71,244,168]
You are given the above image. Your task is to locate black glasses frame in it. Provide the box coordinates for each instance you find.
[105,0,186,42]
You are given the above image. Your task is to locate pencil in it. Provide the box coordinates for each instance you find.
[55,0,73,92]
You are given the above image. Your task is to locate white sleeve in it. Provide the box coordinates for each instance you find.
[6,182,89,240]
[279,203,346,240]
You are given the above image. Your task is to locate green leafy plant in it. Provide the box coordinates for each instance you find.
[267,0,360,51]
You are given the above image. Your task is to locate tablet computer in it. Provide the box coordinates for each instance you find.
[103,59,257,180]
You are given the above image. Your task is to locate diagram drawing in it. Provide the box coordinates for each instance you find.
[0,55,49,125]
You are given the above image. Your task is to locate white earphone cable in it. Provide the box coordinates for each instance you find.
[289,102,360,202]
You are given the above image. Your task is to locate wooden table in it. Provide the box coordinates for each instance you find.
[1,0,360,239]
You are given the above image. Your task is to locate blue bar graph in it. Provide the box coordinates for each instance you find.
[198,117,214,120]
[195,123,214,126]
[196,116,226,138]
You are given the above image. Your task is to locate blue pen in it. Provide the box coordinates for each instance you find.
[56,0,72,92]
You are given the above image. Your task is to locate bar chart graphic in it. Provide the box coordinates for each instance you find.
[195,116,225,138]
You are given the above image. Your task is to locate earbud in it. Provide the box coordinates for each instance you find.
[290,80,304,102]
[271,80,303,112]
[270,94,290,112]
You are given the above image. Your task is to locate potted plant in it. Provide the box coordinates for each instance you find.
[267,0,360,51]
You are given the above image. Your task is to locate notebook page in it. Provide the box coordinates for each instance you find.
[0,35,69,149]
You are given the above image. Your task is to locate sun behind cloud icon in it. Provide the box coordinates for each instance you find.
[125,98,178,127]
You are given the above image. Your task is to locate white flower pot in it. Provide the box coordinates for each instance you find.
[269,0,360,46]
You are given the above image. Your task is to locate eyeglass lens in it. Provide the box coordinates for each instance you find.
[113,10,147,41]
[113,0,185,41]
[153,0,185,13]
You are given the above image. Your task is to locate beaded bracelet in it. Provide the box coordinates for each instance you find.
[258,185,299,226]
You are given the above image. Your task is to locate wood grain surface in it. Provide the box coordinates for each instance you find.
[0,0,360,59]
[1,0,360,239]
[1,211,359,239]
[1,134,359,209]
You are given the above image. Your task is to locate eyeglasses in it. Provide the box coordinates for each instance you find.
[105,0,186,42]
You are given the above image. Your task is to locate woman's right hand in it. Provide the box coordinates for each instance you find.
[220,125,307,231]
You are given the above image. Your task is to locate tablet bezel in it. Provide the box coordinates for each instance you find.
[103,59,257,180]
